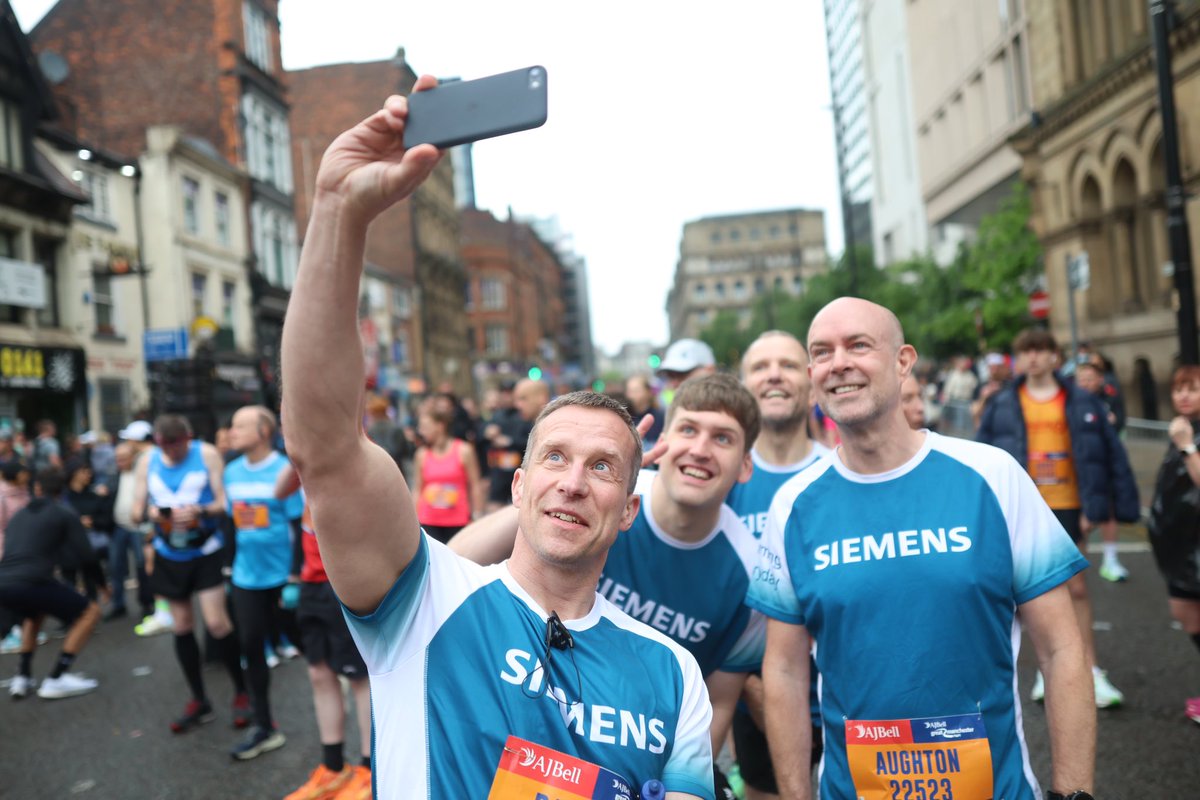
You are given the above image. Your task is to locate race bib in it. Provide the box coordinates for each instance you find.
[845,713,993,800]
[232,501,270,530]
[422,483,462,510]
[490,451,523,471]
[488,736,635,800]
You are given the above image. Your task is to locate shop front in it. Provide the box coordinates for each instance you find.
[0,343,87,436]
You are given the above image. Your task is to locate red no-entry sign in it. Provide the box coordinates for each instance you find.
[1028,290,1050,319]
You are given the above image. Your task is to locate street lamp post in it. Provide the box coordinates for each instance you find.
[1150,0,1200,363]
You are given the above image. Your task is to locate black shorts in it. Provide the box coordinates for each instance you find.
[1168,584,1200,601]
[149,549,225,600]
[0,580,89,624]
[488,471,517,504]
[297,581,367,679]
[732,705,823,791]
[1053,508,1084,544]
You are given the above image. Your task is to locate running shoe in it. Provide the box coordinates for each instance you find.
[36,672,98,699]
[8,674,32,699]
[266,644,280,669]
[0,626,21,654]
[1098,561,1130,582]
[170,699,215,732]
[278,642,301,661]
[1185,696,1200,724]
[331,766,372,800]
[134,613,172,637]
[284,764,354,800]
[231,692,252,729]
[1093,668,1124,708]
[1029,670,1045,702]
[230,726,286,760]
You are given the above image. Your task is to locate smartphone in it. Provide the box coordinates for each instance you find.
[403,66,548,150]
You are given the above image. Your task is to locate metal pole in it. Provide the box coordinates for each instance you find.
[1066,253,1080,357]
[1150,0,1200,363]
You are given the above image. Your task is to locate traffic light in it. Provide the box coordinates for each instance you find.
[648,354,661,370]
[528,366,543,380]
[591,379,605,392]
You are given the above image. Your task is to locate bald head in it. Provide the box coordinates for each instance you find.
[809,297,905,353]
[515,379,551,421]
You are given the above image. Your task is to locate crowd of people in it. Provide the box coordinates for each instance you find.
[3,88,1200,800]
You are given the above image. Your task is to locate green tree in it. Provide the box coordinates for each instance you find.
[699,309,751,370]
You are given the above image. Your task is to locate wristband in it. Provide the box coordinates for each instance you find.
[1183,443,1198,456]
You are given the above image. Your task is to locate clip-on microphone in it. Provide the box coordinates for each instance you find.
[546,611,574,651]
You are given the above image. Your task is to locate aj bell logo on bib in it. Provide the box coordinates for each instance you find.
[488,736,634,800]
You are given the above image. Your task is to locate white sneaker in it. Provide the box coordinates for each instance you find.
[8,674,32,699]
[1029,670,1045,702]
[134,613,172,637]
[265,650,280,670]
[1099,560,1130,582]
[1093,668,1124,708]
[37,672,98,699]
[277,643,300,661]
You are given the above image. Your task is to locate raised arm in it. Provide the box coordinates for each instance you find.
[281,86,442,614]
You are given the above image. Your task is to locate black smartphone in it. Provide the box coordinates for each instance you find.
[403,66,548,150]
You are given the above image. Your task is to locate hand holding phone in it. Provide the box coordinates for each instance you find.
[404,66,548,150]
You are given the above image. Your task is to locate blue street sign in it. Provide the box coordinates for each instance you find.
[143,328,189,362]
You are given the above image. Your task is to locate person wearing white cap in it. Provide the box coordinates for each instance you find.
[657,338,717,391]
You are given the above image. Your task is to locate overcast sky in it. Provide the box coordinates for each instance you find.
[12,0,844,355]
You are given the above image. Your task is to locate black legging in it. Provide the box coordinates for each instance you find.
[231,585,302,730]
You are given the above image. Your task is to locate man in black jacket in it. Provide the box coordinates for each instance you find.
[0,467,102,699]
[978,328,1140,708]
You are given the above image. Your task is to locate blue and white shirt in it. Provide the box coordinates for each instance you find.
[596,470,764,676]
[725,443,831,538]
[146,441,222,562]
[344,534,715,799]
[748,432,1087,800]
[224,451,303,590]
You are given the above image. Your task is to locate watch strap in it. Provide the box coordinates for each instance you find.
[1184,443,1198,455]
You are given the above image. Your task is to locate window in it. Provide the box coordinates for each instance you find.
[243,1,272,71]
[250,201,297,287]
[191,272,208,318]
[0,228,20,324]
[481,278,506,309]
[93,273,116,335]
[710,231,722,244]
[76,169,111,221]
[392,329,410,368]
[34,237,59,328]
[769,224,780,238]
[221,280,236,329]
[693,283,706,300]
[183,177,201,235]
[733,280,748,299]
[98,379,130,439]
[392,286,412,320]
[749,228,761,241]
[485,324,508,356]
[215,192,231,246]
[729,229,741,242]
[242,92,293,192]
[0,97,23,170]
[714,281,726,298]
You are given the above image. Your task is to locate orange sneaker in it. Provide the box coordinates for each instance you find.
[331,766,372,800]
[284,765,354,800]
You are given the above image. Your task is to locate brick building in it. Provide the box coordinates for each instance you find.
[289,50,469,396]
[460,208,566,386]
[30,0,298,406]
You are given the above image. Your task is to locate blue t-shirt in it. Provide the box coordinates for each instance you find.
[748,432,1087,800]
[725,443,830,538]
[343,534,715,799]
[146,440,223,562]
[225,451,303,590]
[596,470,764,676]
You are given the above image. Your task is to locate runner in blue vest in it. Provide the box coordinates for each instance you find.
[725,331,829,800]
[132,414,249,733]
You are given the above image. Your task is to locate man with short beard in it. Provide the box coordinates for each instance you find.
[725,331,830,800]
[754,298,1095,800]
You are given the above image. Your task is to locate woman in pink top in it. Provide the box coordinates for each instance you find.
[413,400,483,543]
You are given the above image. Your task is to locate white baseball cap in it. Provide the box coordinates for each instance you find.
[118,420,154,442]
[657,339,716,374]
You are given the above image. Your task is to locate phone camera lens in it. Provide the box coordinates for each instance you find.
[528,67,543,90]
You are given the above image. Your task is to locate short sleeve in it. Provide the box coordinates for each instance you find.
[661,654,715,799]
[1001,460,1088,604]
[745,487,803,624]
[718,609,766,672]
[283,488,304,520]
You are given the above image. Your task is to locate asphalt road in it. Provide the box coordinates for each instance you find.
[2,549,1198,799]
